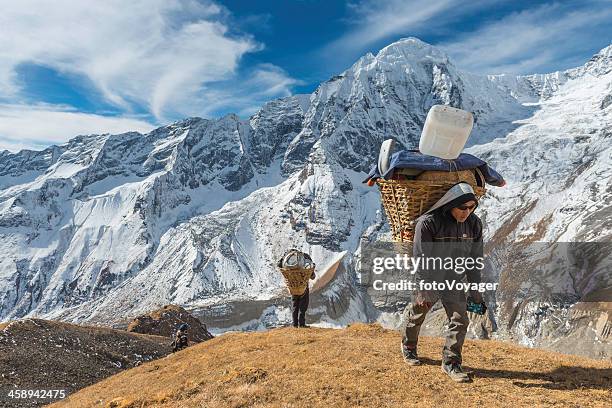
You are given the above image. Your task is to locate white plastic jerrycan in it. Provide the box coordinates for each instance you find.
[419,105,474,159]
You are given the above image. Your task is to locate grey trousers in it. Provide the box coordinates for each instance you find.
[401,292,469,364]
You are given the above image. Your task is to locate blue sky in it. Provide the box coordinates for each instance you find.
[0,0,610,152]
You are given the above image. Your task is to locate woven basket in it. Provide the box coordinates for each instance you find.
[378,169,486,242]
[416,169,478,185]
[280,267,314,296]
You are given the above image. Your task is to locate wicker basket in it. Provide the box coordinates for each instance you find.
[416,169,478,185]
[280,267,314,296]
[378,169,486,242]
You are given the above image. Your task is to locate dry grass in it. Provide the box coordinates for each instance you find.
[51,324,612,408]
[0,322,8,330]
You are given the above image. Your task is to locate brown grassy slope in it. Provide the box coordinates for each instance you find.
[51,324,611,408]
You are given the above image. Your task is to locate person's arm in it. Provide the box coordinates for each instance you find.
[413,216,435,265]
[304,253,315,279]
[466,218,483,284]
[413,216,437,306]
[466,217,484,304]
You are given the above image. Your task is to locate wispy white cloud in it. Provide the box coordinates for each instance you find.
[179,64,303,119]
[0,104,154,152]
[322,0,487,61]
[0,0,298,122]
[0,63,301,152]
[439,2,612,74]
[323,0,611,76]
[343,0,455,44]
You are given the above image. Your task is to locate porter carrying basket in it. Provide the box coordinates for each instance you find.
[280,266,315,296]
[378,168,486,242]
[278,250,315,296]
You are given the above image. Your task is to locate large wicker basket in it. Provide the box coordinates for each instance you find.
[280,267,315,296]
[378,169,486,242]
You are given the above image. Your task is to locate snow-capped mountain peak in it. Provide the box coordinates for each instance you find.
[0,39,610,358]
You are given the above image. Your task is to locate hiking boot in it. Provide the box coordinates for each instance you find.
[441,361,471,383]
[299,324,310,328]
[401,344,421,366]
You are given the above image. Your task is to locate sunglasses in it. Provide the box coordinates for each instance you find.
[457,204,476,211]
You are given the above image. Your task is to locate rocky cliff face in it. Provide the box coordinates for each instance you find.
[467,45,612,358]
[0,38,610,358]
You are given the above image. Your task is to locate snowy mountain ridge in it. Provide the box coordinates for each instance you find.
[489,43,612,102]
[0,38,610,358]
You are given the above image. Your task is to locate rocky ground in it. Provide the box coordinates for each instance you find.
[51,324,611,408]
[127,304,214,342]
[0,319,172,407]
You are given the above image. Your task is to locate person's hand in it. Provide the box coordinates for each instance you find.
[468,291,483,304]
[467,297,487,315]
[474,301,488,315]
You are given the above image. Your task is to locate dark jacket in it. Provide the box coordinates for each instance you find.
[172,330,189,352]
[413,183,484,300]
